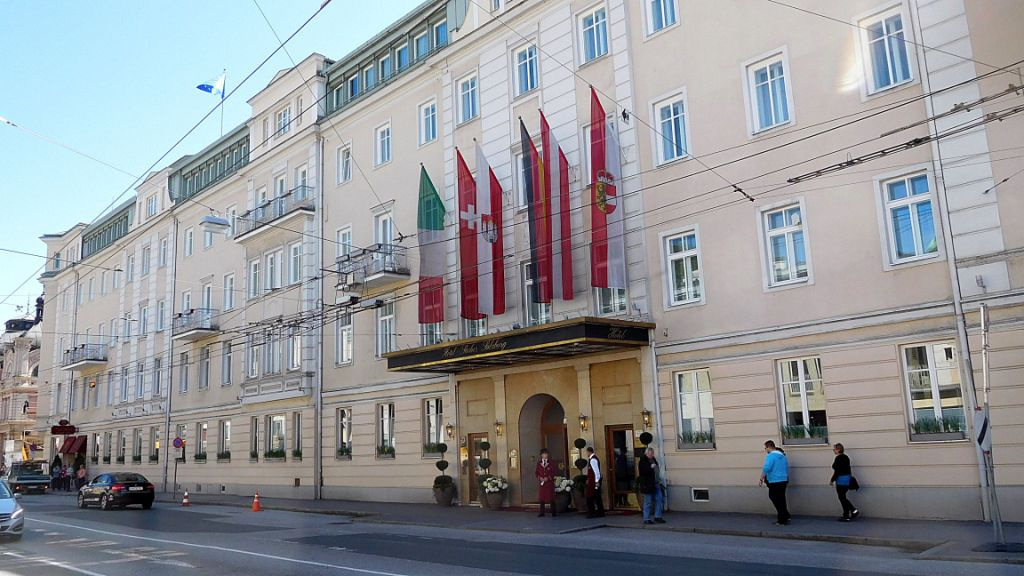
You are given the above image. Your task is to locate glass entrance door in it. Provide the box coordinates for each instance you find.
[466,432,489,504]
[605,425,638,510]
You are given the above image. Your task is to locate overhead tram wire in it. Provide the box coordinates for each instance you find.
[13,0,337,318]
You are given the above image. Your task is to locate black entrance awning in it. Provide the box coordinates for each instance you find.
[385,316,653,373]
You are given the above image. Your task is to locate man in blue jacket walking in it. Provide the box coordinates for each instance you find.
[759,440,790,525]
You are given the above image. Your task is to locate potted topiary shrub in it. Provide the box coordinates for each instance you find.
[477,441,493,508]
[571,438,588,512]
[432,443,457,506]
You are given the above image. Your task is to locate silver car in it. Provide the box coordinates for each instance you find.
[0,481,25,540]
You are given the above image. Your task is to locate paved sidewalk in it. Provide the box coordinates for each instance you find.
[154,492,1024,564]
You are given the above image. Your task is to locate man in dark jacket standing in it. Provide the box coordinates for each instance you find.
[638,447,666,524]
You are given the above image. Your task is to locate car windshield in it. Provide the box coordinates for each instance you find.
[0,482,12,498]
[114,473,148,483]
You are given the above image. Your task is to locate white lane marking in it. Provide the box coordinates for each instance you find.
[2,552,111,576]
[29,518,412,576]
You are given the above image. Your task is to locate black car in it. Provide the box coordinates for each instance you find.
[78,472,155,510]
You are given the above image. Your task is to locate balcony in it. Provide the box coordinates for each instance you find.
[62,344,108,371]
[234,185,314,242]
[171,308,220,342]
[336,243,409,290]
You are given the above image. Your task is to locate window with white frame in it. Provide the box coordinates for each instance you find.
[150,426,160,459]
[181,290,191,313]
[763,203,809,286]
[595,287,627,315]
[201,283,213,310]
[664,229,702,305]
[267,414,286,454]
[184,227,194,257]
[125,254,135,282]
[860,6,912,94]
[396,43,410,71]
[218,420,231,455]
[363,65,376,91]
[293,412,302,454]
[222,341,232,386]
[374,211,395,246]
[152,358,162,396]
[119,367,129,402]
[414,32,429,60]
[458,75,479,124]
[902,343,966,437]
[337,408,352,457]
[159,237,168,267]
[248,259,260,299]
[203,229,214,249]
[419,100,437,145]
[133,428,143,460]
[747,52,791,132]
[296,97,303,127]
[288,327,302,370]
[421,322,444,346]
[378,403,395,456]
[462,317,487,339]
[179,352,189,393]
[263,332,282,375]
[336,312,353,365]
[514,44,539,96]
[139,305,149,336]
[276,107,291,135]
[647,0,678,34]
[250,417,259,457]
[522,262,552,326]
[337,145,353,184]
[433,20,447,47]
[223,274,235,310]
[246,334,260,379]
[141,246,151,276]
[336,227,353,259]
[197,422,208,455]
[376,302,396,357]
[676,369,715,447]
[289,241,302,284]
[199,346,210,389]
[227,206,238,237]
[146,194,158,218]
[136,363,145,399]
[883,173,938,263]
[777,357,828,441]
[100,271,108,295]
[579,7,609,64]
[654,93,689,164]
[424,398,443,451]
[514,152,529,207]
[156,300,166,331]
[374,124,392,166]
[266,249,283,291]
[107,371,116,405]
[379,54,392,80]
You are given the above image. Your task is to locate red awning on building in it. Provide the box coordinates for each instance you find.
[57,436,76,454]
[69,435,87,454]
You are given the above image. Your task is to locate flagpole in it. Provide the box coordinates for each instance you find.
[220,69,226,138]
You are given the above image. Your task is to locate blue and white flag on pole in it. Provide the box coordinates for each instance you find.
[196,72,226,100]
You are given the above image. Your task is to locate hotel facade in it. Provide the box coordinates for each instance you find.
[36,0,1024,521]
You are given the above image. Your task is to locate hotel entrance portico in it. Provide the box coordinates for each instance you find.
[386,317,655,507]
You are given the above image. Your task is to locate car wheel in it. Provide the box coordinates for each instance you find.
[142,501,153,510]
[100,494,112,511]
[77,493,87,509]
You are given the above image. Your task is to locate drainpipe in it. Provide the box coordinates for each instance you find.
[648,334,666,480]
[313,129,325,500]
[66,267,80,426]
[162,217,179,493]
[908,1,989,520]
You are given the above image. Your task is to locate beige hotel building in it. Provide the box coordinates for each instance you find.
[36,0,1024,521]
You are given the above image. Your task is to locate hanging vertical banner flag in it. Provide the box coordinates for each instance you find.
[457,146,506,319]
[590,87,627,289]
[540,111,574,301]
[520,118,552,304]
[476,144,506,315]
[417,166,446,324]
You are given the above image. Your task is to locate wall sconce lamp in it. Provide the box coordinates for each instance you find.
[641,408,652,430]
[579,414,588,431]
[494,421,504,436]
[445,422,455,440]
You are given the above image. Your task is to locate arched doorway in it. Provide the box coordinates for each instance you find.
[518,394,567,505]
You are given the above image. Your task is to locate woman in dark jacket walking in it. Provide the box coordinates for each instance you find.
[830,443,859,521]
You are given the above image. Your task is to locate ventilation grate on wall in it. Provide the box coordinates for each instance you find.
[691,488,710,502]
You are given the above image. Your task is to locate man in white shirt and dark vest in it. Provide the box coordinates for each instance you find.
[585,447,605,518]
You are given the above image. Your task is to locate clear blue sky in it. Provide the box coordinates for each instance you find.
[0,0,420,318]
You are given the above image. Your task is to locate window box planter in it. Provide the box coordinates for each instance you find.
[264,449,286,462]
[194,453,207,463]
[102,456,111,464]
[131,456,142,464]
[910,431,966,442]
[336,446,352,460]
[115,456,125,464]
[678,431,715,451]
[782,437,828,446]
[216,451,231,462]
[291,449,302,461]
[90,456,99,464]
[376,445,396,459]
[148,454,159,463]
[781,425,828,446]
[422,443,444,458]
[249,450,259,463]
[678,441,716,450]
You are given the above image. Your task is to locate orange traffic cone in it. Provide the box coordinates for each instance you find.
[251,491,262,512]
[182,491,190,507]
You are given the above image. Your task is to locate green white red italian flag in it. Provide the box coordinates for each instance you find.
[418,166,446,324]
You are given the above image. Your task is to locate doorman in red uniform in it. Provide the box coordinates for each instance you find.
[535,448,556,517]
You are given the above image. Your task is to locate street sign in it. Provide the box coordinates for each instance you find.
[172,437,185,449]
[975,410,992,451]
[50,425,76,435]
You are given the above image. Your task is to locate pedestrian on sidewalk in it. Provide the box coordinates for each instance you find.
[759,440,790,525]
[535,449,556,517]
[76,464,88,491]
[830,443,859,522]
[638,447,666,525]
[585,447,605,518]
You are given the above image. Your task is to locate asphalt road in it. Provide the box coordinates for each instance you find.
[0,494,1020,576]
